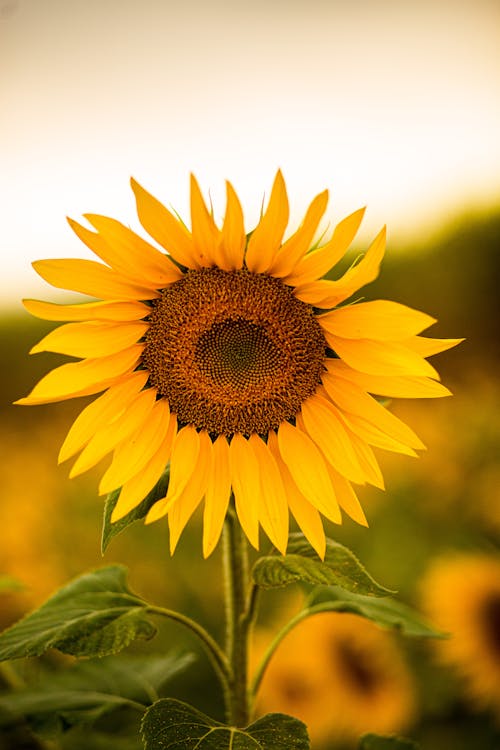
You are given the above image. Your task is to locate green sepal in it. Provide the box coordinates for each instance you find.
[359,733,420,749]
[0,565,157,661]
[141,698,310,749]
[101,468,170,552]
[252,533,393,596]
[306,585,445,638]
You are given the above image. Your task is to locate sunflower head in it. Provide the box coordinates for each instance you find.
[252,610,416,745]
[421,553,500,714]
[17,171,461,558]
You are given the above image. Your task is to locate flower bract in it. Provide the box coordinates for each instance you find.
[17,172,460,557]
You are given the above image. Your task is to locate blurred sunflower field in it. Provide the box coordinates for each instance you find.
[1,206,499,749]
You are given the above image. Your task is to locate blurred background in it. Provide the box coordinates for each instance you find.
[1,1,499,748]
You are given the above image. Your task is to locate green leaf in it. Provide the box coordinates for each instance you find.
[252,533,392,596]
[0,566,157,660]
[0,652,194,733]
[306,586,444,638]
[60,730,142,750]
[359,733,419,749]
[141,699,310,749]
[102,469,170,552]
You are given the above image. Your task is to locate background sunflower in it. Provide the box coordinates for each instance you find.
[253,608,416,748]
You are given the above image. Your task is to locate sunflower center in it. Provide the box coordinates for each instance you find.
[142,267,326,436]
[333,639,379,695]
[480,593,500,658]
[196,319,281,389]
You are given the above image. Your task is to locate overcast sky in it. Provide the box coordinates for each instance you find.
[1,0,499,306]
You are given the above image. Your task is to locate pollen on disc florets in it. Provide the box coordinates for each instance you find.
[142,267,327,436]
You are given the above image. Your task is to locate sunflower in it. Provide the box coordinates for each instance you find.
[17,172,460,558]
[253,610,416,746]
[421,554,500,715]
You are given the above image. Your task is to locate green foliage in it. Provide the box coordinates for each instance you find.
[0,566,157,660]
[359,733,419,749]
[0,653,193,736]
[252,533,393,596]
[141,698,310,749]
[102,469,170,552]
[306,586,444,638]
[60,731,142,750]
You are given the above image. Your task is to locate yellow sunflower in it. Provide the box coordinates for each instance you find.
[421,554,500,715]
[16,172,460,558]
[253,611,416,746]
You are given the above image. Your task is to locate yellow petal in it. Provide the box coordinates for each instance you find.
[341,410,419,457]
[403,336,464,358]
[268,431,326,559]
[245,170,289,274]
[16,380,116,406]
[22,298,150,322]
[249,433,289,554]
[229,433,261,549]
[69,387,157,477]
[325,359,452,398]
[295,226,386,308]
[344,429,385,489]
[325,334,439,378]
[168,430,212,553]
[268,190,329,278]
[284,207,366,286]
[189,174,220,268]
[300,393,366,484]
[277,421,341,523]
[15,344,144,405]
[203,435,232,558]
[321,375,425,450]
[110,415,177,522]
[30,320,149,358]
[130,178,197,268]
[319,301,436,341]
[99,397,171,494]
[33,259,159,301]
[217,181,246,271]
[80,215,182,286]
[164,425,201,506]
[58,370,149,463]
[326,465,368,527]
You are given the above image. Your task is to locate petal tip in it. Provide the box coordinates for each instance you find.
[12,397,28,406]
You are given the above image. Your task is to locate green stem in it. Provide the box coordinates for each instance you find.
[251,607,313,698]
[147,605,231,695]
[223,505,252,727]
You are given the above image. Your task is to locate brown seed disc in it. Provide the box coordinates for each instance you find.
[142,268,326,436]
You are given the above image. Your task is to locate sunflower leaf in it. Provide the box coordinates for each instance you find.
[305,586,444,638]
[252,533,392,596]
[141,698,310,749]
[359,733,420,749]
[0,653,194,734]
[0,566,157,661]
[101,468,170,552]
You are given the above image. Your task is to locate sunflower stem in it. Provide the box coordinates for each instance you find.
[251,606,313,698]
[223,503,252,727]
[147,605,231,693]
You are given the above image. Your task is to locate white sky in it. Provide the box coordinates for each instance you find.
[1,0,499,307]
